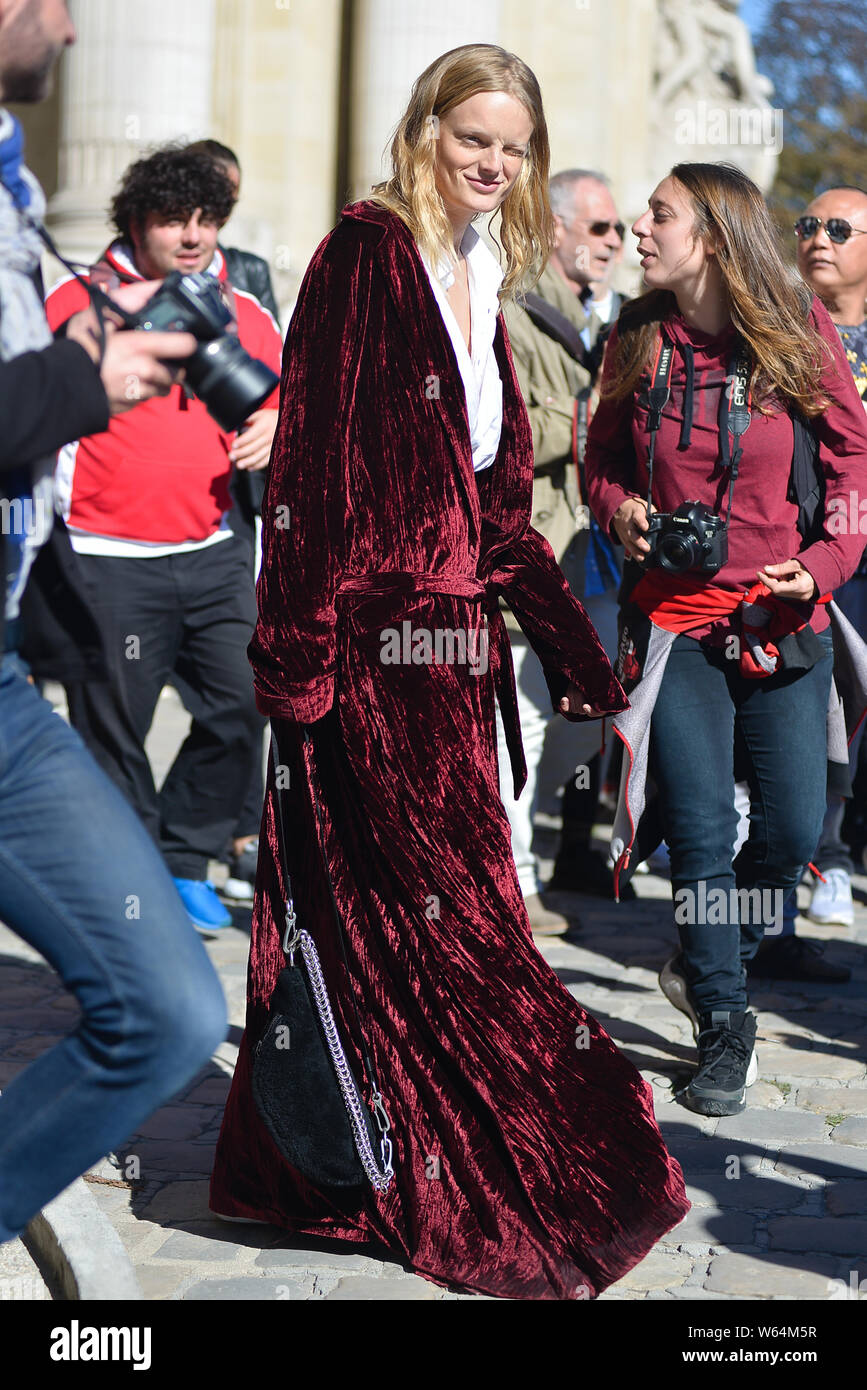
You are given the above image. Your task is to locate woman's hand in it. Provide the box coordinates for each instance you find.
[612,496,652,561]
[757,559,818,602]
[559,684,596,716]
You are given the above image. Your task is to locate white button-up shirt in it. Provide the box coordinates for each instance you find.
[418,222,504,473]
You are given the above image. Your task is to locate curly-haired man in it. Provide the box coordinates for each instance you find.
[45,145,283,934]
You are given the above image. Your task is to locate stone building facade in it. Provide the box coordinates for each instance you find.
[15,0,774,317]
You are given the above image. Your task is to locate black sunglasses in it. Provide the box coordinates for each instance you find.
[586,219,626,239]
[794,216,867,244]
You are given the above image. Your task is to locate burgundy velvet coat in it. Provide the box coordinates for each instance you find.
[210,200,688,1300]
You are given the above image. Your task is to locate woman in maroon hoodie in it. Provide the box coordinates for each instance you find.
[585,162,867,1117]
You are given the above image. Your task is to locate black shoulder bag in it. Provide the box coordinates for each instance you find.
[251,727,394,1192]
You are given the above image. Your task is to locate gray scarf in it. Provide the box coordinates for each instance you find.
[0,107,52,360]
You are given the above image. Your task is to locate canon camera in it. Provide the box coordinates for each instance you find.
[644,501,728,575]
[123,271,279,433]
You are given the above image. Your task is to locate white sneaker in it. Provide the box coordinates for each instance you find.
[807,868,854,927]
[222,876,255,902]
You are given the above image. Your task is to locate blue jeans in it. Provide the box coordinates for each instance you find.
[0,657,226,1243]
[649,630,833,1017]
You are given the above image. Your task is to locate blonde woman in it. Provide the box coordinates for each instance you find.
[210,44,688,1300]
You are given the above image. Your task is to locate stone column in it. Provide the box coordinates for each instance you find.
[349,0,503,202]
[47,0,217,264]
[502,0,657,296]
[210,0,343,322]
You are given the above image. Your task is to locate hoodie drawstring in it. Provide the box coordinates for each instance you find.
[678,343,694,449]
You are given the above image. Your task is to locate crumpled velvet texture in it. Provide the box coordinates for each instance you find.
[210,200,689,1300]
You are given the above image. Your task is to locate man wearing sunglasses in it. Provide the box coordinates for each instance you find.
[795,191,867,381]
[792,187,867,941]
[499,170,629,932]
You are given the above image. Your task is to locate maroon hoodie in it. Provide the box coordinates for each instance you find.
[585,295,867,641]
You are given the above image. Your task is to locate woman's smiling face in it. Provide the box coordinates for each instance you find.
[432,91,533,223]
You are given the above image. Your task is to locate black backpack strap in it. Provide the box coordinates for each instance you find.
[786,289,831,544]
[521,291,592,371]
[789,410,825,544]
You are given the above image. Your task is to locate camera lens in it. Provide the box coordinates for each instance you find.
[184,337,279,433]
[123,272,279,432]
[658,533,697,573]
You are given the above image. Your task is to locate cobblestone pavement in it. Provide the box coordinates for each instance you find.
[1,686,866,1301]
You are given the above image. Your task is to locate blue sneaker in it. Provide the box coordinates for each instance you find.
[173,878,232,935]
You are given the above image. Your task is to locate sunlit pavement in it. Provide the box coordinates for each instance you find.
[1,685,864,1301]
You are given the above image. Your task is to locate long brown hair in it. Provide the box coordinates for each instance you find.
[366,43,554,307]
[603,163,834,417]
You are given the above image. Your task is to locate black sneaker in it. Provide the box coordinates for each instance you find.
[678,1010,758,1116]
[658,952,700,1038]
[223,838,259,902]
[747,935,851,983]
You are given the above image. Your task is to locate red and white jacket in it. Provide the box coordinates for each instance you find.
[45,242,283,555]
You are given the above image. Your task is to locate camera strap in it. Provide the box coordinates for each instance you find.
[644,330,752,529]
[643,332,676,510]
[718,340,752,528]
[19,206,139,364]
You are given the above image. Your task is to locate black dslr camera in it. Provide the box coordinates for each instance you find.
[644,501,728,575]
[124,271,279,432]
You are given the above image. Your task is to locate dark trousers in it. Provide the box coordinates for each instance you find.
[231,524,266,842]
[64,536,260,879]
[234,730,267,840]
[170,525,268,848]
[814,796,854,875]
[169,668,268,847]
[649,630,833,1017]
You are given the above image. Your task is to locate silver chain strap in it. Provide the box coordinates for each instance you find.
[283,903,394,1193]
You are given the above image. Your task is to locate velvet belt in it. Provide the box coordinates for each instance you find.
[336,571,527,794]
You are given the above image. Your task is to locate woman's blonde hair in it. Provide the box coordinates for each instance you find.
[367,43,554,306]
[604,162,835,417]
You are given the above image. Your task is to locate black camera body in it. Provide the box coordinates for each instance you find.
[644,501,728,575]
[124,271,279,433]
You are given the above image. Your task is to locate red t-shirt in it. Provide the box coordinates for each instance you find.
[45,244,282,549]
